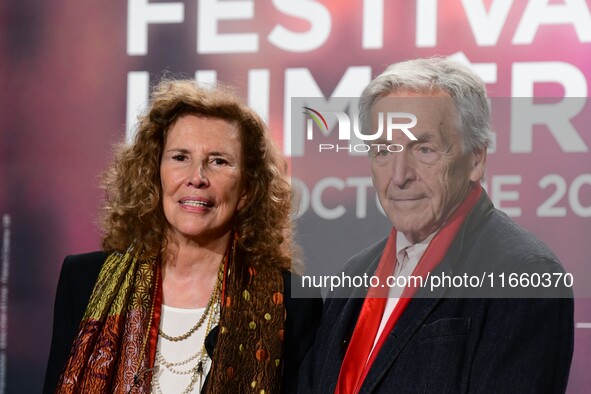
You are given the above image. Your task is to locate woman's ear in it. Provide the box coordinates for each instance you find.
[237,189,248,211]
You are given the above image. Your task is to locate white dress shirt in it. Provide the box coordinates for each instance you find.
[370,231,436,356]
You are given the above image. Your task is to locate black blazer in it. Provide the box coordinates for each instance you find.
[298,192,574,393]
[44,251,323,394]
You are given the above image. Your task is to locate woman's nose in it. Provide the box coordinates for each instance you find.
[187,163,209,188]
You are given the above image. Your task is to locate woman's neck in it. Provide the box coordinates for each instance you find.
[161,233,230,308]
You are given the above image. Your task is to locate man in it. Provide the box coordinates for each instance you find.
[298,58,574,393]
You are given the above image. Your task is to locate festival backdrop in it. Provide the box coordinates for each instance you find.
[1,0,590,392]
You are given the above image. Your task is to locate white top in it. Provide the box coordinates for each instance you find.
[369,231,436,357]
[152,305,213,394]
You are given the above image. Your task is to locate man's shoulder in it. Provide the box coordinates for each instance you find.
[478,208,559,262]
[464,208,569,296]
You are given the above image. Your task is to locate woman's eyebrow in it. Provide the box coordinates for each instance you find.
[164,148,191,154]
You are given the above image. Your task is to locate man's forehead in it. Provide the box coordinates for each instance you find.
[371,93,456,127]
[369,92,460,146]
[371,92,454,114]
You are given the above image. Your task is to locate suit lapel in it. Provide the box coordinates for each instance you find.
[317,290,366,391]
[319,244,385,392]
[358,261,451,394]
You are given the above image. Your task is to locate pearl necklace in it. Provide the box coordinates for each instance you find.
[152,263,223,393]
[158,264,222,342]
[152,302,219,394]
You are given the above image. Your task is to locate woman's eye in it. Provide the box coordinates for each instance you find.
[417,146,434,154]
[211,158,228,165]
[172,154,187,161]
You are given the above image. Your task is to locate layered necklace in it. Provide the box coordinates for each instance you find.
[152,262,223,394]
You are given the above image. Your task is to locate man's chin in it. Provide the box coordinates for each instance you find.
[390,220,434,241]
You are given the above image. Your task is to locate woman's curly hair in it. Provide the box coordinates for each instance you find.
[99,79,292,270]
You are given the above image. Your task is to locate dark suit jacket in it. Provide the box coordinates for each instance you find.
[44,251,323,394]
[298,192,574,393]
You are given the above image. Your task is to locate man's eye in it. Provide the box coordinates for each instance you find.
[369,145,390,158]
[414,145,440,164]
[172,154,187,161]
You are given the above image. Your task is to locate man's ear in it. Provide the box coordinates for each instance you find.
[469,147,487,182]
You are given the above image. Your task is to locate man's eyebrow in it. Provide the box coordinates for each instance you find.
[412,132,435,143]
[370,132,434,145]
[404,132,440,150]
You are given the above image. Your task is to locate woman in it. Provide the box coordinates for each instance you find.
[44,79,322,393]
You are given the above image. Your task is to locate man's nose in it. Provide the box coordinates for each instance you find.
[390,150,417,188]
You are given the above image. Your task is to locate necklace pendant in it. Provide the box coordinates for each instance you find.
[198,365,203,391]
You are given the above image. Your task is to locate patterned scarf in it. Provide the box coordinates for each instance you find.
[56,237,285,393]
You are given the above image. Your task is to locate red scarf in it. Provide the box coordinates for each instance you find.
[335,183,482,394]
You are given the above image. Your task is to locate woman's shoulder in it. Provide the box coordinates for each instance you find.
[62,250,109,269]
[281,271,322,299]
[61,251,109,290]
[281,270,323,317]
[279,271,323,394]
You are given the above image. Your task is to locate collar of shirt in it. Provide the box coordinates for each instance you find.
[372,230,439,351]
[395,231,437,277]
